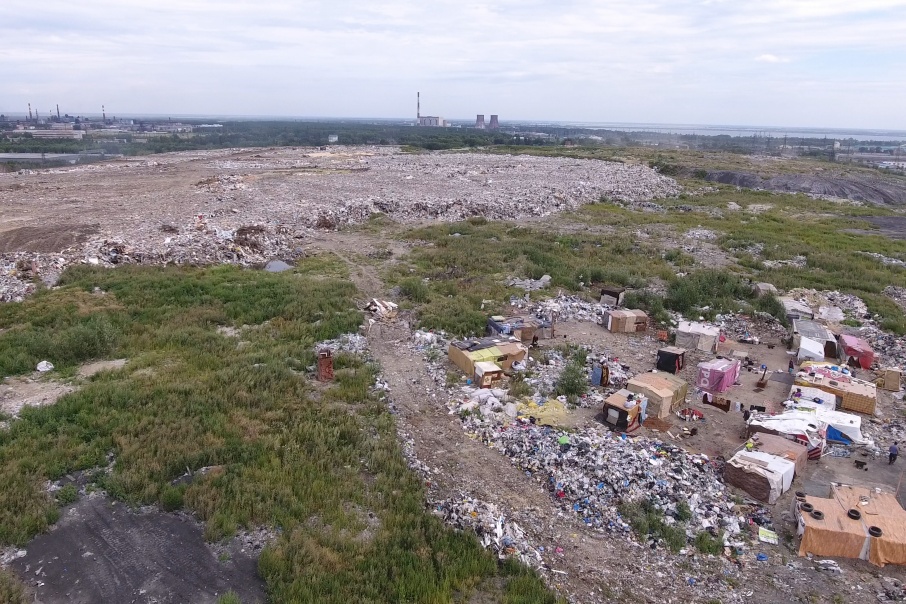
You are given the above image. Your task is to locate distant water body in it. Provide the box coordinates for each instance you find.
[529,121,906,142]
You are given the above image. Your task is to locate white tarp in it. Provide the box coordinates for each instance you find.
[727,450,796,504]
[784,398,872,446]
[749,411,826,451]
[798,337,826,362]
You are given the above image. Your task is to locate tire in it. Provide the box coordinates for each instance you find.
[800,502,814,513]
[869,526,883,538]
[848,509,861,520]
[811,510,824,520]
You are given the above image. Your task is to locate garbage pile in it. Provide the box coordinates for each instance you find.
[432,497,543,569]
[507,274,551,291]
[315,333,369,355]
[508,293,612,323]
[473,423,741,545]
[713,311,788,342]
[885,286,906,313]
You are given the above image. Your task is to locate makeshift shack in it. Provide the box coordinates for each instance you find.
[474,361,504,388]
[781,297,815,321]
[675,321,721,353]
[697,358,741,393]
[798,484,906,567]
[785,396,872,446]
[754,433,809,476]
[656,346,687,374]
[747,412,825,459]
[603,309,648,333]
[602,389,647,433]
[792,320,838,359]
[797,337,826,363]
[796,364,877,415]
[725,450,795,504]
[600,286,626,307]
[487,315,552,343]
[448,338,528,376]
[627,372,688,419]
[839,334,875,370]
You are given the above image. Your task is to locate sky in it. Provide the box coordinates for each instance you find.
[2,1,906,129]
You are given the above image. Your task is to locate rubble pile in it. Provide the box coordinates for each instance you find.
[508,293,613,323]
[507,274,551,291]
[713,312,788,343]
[886,286,906,313]
[475,423,742,542]
[863,252,906,268]
[314,333,369,355]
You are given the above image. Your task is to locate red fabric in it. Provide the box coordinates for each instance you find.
[839,335,874,369]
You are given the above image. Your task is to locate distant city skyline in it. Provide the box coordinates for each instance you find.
[2,1,905,130]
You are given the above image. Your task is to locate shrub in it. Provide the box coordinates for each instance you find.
[218,591,242,604]
[555,360,587,399]
[0,569,26,604]
[695,530,724,555]
[160,485,185,512]
[56,484,79,505]
[399,278,429,303]
[675,501,692,522]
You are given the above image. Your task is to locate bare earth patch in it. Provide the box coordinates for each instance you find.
[0,378,74,419]
[77,359,128,378]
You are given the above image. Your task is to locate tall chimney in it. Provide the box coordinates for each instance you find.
[102,105,106,122]
[417,92,420,119]
[56,104,61,120]
[28,103,32,121]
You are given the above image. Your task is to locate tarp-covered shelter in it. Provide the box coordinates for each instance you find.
[798,337,826,363]
[602,389,647,433]
[798,484,906,567]
[604,309,648,333]
[487,315,552,343]
[796,364,877,415]
[696,358,741,393]
[676,321,721,353]
[448,338,527,376]
[748,412,825,459]
[656,346,687,374]
[725,450,796,504]
[785,396,872,446]
[600,286,626,307]
[839,334,874,370]
[793,320,838,359]
[627,372,688,419]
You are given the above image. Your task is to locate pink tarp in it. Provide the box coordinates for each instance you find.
[839,334,874,370]
[697,358,741,393]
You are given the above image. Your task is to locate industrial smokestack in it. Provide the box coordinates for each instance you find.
[417,92,420,119]
[28,103,32,121]
[56,104,61,120]
[102,105,106,122]
[475,114,486,129]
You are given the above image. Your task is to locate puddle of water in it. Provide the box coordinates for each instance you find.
[264,259,292,272]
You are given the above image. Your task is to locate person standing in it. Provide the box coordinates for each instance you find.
[890,442,899,465]
[788,358,795,375]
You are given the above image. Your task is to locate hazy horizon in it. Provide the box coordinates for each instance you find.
[3,1,905,130]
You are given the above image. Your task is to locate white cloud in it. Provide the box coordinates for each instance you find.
[755,54,791,63]
[0,1,904,128]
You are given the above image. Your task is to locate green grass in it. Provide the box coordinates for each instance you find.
[390,221,673,336]
[619,500,687,553]
[0,569,26,604]
[0,261,560,603]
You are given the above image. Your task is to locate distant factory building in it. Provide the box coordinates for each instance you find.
[9,128,84,140]
[416,92,447,127]
[328,134,339,143]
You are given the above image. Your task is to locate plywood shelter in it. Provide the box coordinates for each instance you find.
[798,484,906,567]
[675,321,721,353]
[752,433,809,476]
[627,372,688,419]
[602,389,647,433]
[725,450,795,504]
[448,338,527,376]
[603,309,647,333]
[696,358,741,393]
[599,286,626,307]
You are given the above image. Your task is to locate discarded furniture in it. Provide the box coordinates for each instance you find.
[317,349,334,382]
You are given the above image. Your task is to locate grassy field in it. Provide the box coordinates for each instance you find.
[0,259,560,603]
